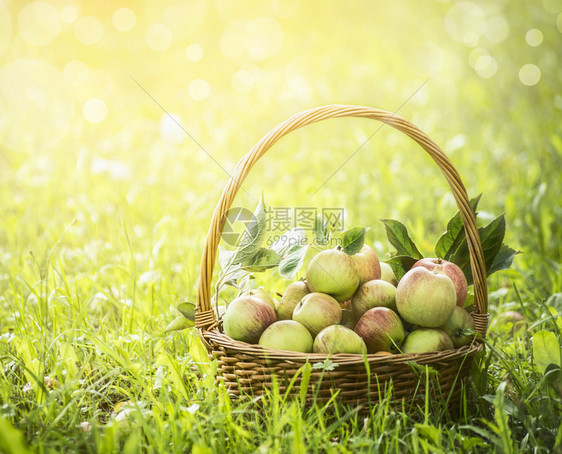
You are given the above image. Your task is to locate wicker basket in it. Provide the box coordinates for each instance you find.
[194,105,488,412]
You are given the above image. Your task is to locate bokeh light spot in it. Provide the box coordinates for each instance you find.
[145,24,173,51]
[468,47,490,68]
[83,98,107,123]
[412,41,444,76]
[445,2,485,45]
[232,70,255,93]
[271,0,301,17]
[74,16,104,45]
[60,5,78,23]
[525,29,543,46]
[484,16,509,43]
[519,64,541,86]
[220,31,245,58]
[244,17,284,61]
[160,113,185,143]
[0,2,12,58]
[18,1,61,46]
[0,59,74,151]
[474,55,497,78]
[185,44,204,62]
[188,79,210,101]
[64,60,89,86]
[113,8,136,32]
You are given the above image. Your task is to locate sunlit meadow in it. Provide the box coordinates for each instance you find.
[0,0,561,452]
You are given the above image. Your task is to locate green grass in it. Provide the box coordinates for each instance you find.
[1,0,562,452]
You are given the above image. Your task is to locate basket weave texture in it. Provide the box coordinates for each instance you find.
[194,105,489,410]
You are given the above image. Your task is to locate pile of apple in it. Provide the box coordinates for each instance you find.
[222,245,476,355]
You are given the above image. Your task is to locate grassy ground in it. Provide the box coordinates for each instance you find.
[1,1,562,452]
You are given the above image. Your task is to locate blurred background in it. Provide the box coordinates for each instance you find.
[0,0,560,309]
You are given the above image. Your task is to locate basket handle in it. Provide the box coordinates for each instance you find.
[195,105,488,336]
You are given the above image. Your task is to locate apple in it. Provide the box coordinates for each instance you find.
[402,328,453,353]
[490,310,528,334]
[241,288,277,311]
[306,247,360,303]
[351,244,381,285]
[412,258,468,307]
[380,262,398,286]
[351,279,397,322]
[313,325,367,354]
[354,307,405,353]
[292,292,342,337]
[276,281,310,320]
[259,320,313,353]
[223,295,277,344]
[396,267,456,328]
[439,306,475,348]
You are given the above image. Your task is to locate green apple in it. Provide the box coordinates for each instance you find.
[380,262,398,286]
[412,258,468,307]
[276,281,310,320]
[402,328,453,353]
[306,247,360,303]
[313,325,366,354]
[292,292,342,337]
[439,306,475,348]
[223,295,277,344]
[354,307,405,353]
[351,279,397,322]
[396,267,456,328]
[259,320,313,353]
[351,244,381,285]
[241,288,277,311]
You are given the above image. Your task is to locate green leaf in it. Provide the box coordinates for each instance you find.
[380,219,423,259]
[278,242,309,279]
[270,227,308,256]
[0,417,31,454]
[385,255,418,281]
[489,245,519,275]
[313,214,328,246]
[435,194,481,260]
[165,315,194,332]
[450,214,507,285]
[241,248,282,272]
[220,264,248,287]
[224,196,267,267]
[341,227,367,255]
[177,302,196,321]
[532,330,561,374]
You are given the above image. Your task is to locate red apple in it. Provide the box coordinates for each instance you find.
[223,295,277,344]
[354,307,405,353]
[351,279,397,322]
[351,244,381,285]
[412,258,468,307]
[306,248,360,303]
[241,288,277,311]
[396,267,456,328]
[292,292,342,337]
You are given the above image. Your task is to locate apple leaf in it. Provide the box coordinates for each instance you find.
[313,214,329,246]
[177,302,196,321]
[434,194,481,260]
[489,245,520,275]
[220,264,248,288]
[532,330,561,374]
[270,227,308,256]
[449,214,506,285]
[341,227,367,255]
[223,195,267,267]
[165,315,194,332]
[278,242,309,279]
[380,219,423,259]
[241,248,282,272]
[385,255,418,281]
